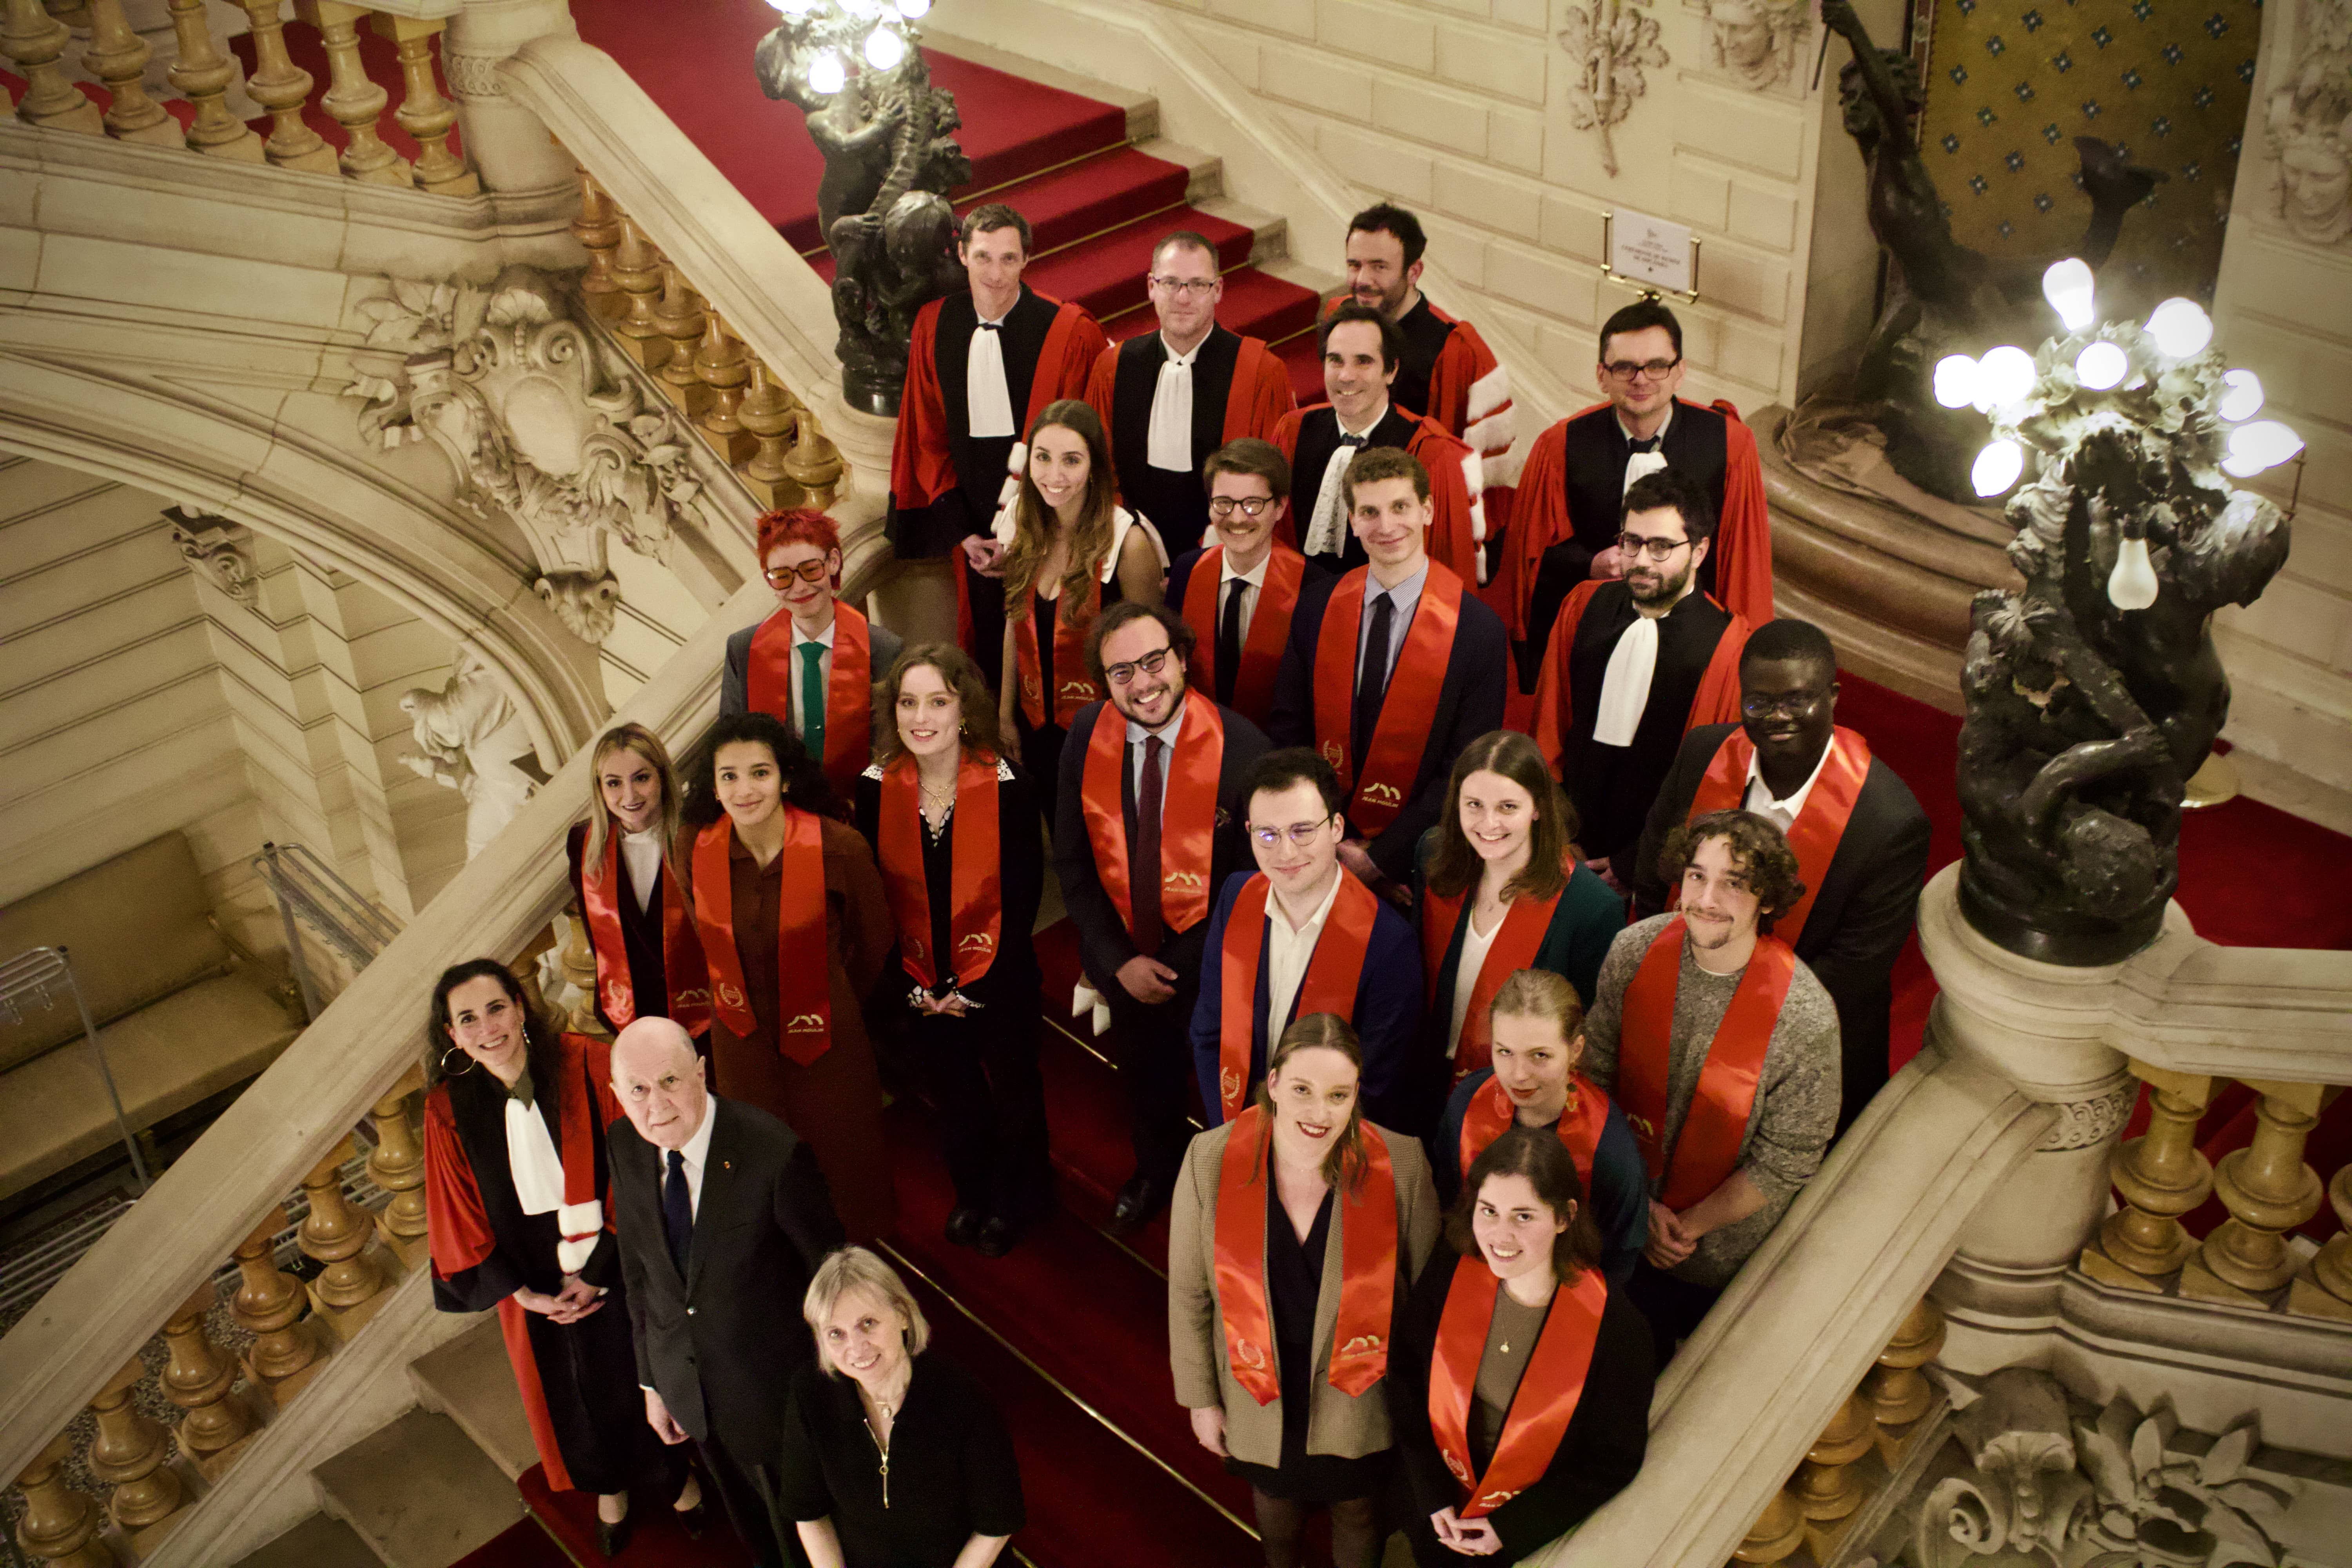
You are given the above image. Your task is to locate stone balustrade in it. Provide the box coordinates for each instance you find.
[2,0,477,195]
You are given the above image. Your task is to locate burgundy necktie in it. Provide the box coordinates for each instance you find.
[1132,735,1165,956]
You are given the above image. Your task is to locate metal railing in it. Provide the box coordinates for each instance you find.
[250,843,403,1020]
[0,947,150,1192]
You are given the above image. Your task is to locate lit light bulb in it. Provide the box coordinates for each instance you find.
[2107,535,2158,610]
[2074,341,2128,390]
[896,0,932,16]
[2144,297,2213,359]
[808,51,846,93]
[1933,354,1980,409]
[864,25,906,66]
[2042,258,2096,333]
[2221,419,2305,477]
[1972,438,2025,497]
[2219,368,2264,421]
[1973,345,2037,412]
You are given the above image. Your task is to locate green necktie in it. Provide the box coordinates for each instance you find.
[798,639,826,764]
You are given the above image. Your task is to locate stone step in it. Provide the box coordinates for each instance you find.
[230,1511,383,1568]
[926,30,1158,143]
[407,1313,539,1482]
[312,1407,526,1568]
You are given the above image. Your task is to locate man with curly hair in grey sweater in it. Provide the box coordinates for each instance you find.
[1581,809,1839,1366]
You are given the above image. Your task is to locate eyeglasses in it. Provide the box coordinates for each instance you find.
[1742,692,1825,720]
[1149,275,1220,296]
[763,559,831,586]
[1208,496,1275,518]
[1615,531,1692,561]
[1104,646,1174,686]
[1604,356,1682,381]
[1248,820,1334,850]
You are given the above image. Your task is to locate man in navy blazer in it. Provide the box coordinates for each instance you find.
[1189,749,1421,1129]
[1267,447,1509,895]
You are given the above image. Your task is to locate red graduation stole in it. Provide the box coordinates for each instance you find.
[1014,577,1104,730]
[1183,544,1306,719]
[744,603,873,800]
[1617,919,1796,1209]
[1078,688,1225,940]
[691,810,832,1064]
[1682,727,1871,948]
[576,831,711,1035]
[1429,1263,1608,1518]
[1458,1071,1610,1191]
[1214,869,1383,1120]
[1532,580,1747,775]
[1418,872,1567,1082]
[1312,563,1463,835]
[1212,1104,1399,1406]
[876,752,1003,991]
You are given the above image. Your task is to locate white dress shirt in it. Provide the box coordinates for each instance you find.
[620,828,664,915]
[1741,735,1833,834]
[1358,561,1428,691]
[666,1098,719,1220]
[1621,401,1672,491]
[1304,401,1391,557]
[1127,710,1188,826]
[1219,550,1272,646]
[1446,901,1507,1058]
[1263,868,1346,1035]
[789,617,835,746]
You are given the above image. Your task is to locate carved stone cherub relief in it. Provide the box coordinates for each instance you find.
[1702,0,1811,92]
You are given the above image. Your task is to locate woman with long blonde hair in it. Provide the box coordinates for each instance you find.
[567,723,709,1041]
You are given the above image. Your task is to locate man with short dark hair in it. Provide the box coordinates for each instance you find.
[1343,203,1519,525]
[1531,466,1752,888]
[1166,439,1327,730]
[1187,747,1421,1127]
[1631,619,1931,1135]
[1083,230,1295,557]
[1273,302,1485,584]
[1503,299,1773,682]
[891,203,1107,684]
[1269,447,1509,895]
[1581,811,1838,1365]
[1055,600,1270,1228]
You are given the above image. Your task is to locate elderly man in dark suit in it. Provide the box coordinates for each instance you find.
[1631,619,1932,1136]
[608,1017,845,1568]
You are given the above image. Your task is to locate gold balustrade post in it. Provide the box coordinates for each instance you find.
[88,1354,184,1541]
[1791,1391,1876,1560]
[784,405,845,509]
[1729,1483,1806,1566]
[295,0,409,185]
[571,170,624,321]
[299,1138,391,1339]
[232,1209,327,1407]
[2083,1062,2215,1290]
[11,1432,107,1568]
[3,0,105,132]
[653,264,712,416]
[367,12,476,195]
[368,1067,430,1268]
[558,913,608,1038]
[608,216,671,369]
[1860,1296,1947,1465]
[2287,1161,2352,1321]
[2183,1079,2326,1305]
[81,0,180,143]
[736,360,802,510]
[233,0,337,172]
[165,0,264,160]
[161,1281,252,1480]
[693,314,754,465]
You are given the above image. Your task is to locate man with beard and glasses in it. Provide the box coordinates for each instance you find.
[1631,619,1930,1136]
[1530,466,1751,891]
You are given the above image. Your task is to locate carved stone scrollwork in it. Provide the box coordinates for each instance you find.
[344,267,723,647]
[165,506,259,606]
[1555,0,1668,178]
[400,647,545,859]
[2034,1079,2141,1151]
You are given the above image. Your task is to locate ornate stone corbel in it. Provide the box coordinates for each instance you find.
[1555,0,1669,177]
[165,505,259,606]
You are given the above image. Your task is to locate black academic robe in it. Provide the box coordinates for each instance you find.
[1554,584,1737,871]
[1095,323,1252,557]
[1630,723,1934,1132]
[1388,294,1457,425]
[887,285,1065,559]
[1266,571,1510,884]
[1285,403,1431,574]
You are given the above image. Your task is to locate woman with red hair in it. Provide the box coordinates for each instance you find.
[724,508,905,800]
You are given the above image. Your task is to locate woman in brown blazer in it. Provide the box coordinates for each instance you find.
[1168,1014,1441,1568]
[681,710,897,1241]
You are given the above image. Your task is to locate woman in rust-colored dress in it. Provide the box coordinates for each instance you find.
[681,708,898,1241]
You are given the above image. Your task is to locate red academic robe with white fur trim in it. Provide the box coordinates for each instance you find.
[1270,403,1485,586]
[1083,323,1296,557]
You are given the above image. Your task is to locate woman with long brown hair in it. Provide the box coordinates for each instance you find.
[1168,1014,1441,1568]
[1417,731,1624,1106]
[993,398,1167,817]
[853,644,1051,1257]
[566,723,709,1044]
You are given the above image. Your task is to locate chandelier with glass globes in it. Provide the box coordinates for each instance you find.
[765,0,931,96]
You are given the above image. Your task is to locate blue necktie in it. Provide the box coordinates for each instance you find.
[662,1148,691,1278]
[797,640,826,765]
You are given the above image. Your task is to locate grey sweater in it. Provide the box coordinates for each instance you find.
[1582,914,1839,1287]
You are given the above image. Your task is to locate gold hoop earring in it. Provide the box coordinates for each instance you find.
[440,1045,476,1077]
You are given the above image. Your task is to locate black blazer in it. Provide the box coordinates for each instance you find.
[1052,697,1270,994]
[1388,1248,1653,1565]
[1629,722,1933,1127]
[609,1096,846,1461]
[721,617,906,720]
[1266,570,1510,883]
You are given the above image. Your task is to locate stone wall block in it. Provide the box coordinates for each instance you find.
[1318,0,1434,72]
[1258,41,1374,120]
[1318,122,1436,202]
[1433,21,1547,102]
[1371,76,1488,156]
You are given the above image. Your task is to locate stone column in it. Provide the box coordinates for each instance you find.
[442,0,580,222]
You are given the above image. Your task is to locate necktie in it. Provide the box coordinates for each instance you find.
[661,1147,692,1278]
[1304,432,1368,558]
[1216,577,1246,705]
[1147,345,1196,471]
[1592,612,1661,747]
[967,321,1015,439]
[1132,735,1165,956]
[1623,431,1669,492]
[797,639,826,766]
[1354,591,1394,768]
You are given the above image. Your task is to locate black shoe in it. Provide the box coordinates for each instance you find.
[1110,1174,1165,1232]
[595,1510,633,1559]
[974,1214,1018,1258]
[673,1501,706,1539]
[945,1205,987,1247]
